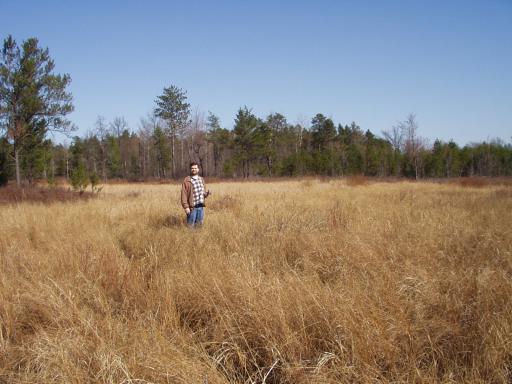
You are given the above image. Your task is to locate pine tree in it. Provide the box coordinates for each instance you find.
[0,35,74,186]
[154,85,190,178]
[233,107,259,177]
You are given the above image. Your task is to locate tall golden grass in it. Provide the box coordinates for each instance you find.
[1,179,511,383]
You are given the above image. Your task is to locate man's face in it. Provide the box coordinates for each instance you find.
[190,165,199,176]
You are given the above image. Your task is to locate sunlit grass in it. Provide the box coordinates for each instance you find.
[1,179,511,383]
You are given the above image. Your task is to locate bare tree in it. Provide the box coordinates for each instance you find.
[398,113,426,179]
[110,117,130,177]
[206,112,228,177]
[94,116,109,181]
[185,108,208,174]
[294,114,309,153]
[138,113,160,178]
[382,125,403,152]
[382,122,404,176]
[110,117,128,142]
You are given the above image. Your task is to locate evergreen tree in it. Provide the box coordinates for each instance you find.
[152,126,170,178]
[70,162,89,193]
[311,114,336,151]
[17,119,46,182]
[69,137,89,192]
[363,130,379,176]
[253,122,275,176]
[206,112,232,177]
[106,135,121,178]
[309,114,337,174]
[154,85,190,178]
[233,106,259,177]
[51,144,69,178]
[258,113,288,176]
[0,35,74,187]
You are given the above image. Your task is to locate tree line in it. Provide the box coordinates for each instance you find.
[1,36,511,188]
[3,107,512,184]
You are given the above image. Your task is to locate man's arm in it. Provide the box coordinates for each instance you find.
[181,179,190,213]
[202,177,210,198]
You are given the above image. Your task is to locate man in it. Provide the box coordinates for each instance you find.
[181,162,210,227]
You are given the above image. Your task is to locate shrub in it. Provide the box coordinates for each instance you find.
[345,175,369,186]
[69,163,89,193]
[89,172,103,194]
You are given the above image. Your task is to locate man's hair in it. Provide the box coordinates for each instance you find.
[190,162,199,168]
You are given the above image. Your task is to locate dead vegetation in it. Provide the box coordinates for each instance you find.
[0,183,95,204]
[344,175,370,186]
[0,180,511,383]
[451,176,512,188]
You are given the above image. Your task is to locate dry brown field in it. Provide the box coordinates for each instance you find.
[1,179,511,383]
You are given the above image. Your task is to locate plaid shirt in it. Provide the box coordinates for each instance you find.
[190,175,205,206]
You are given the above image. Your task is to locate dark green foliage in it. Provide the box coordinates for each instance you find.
[69,136,92,192]
[222,159,236,178]
[233,107,259,177]
[0,137,10,186]
[106,135,121,178]
[207,112,233,177]
[152,126,170,178]
[70,162,89,193]
[154,86,190,129]
[23,121,512,181]
[20,123,52,183]
[363,130,394,176]
[51,144,69,178]
[128,155,140,181]
[89,172,102,193]
[312,149,337,175]
[311,114,336,151]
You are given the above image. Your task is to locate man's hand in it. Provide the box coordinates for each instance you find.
[205,190,211,198]
[185,207,191,215]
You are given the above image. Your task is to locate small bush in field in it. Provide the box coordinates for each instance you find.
[46,174,57,189]
[89,172,103,194]
[301,179,313,189]
[345,175,369,186]
[455,177,490,188]
[70,163,89,193]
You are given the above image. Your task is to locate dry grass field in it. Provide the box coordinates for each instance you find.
[1,179,511,383]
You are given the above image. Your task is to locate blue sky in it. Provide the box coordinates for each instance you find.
[1,0,511,146]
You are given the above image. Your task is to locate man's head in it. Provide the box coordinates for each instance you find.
[190,162,200,176]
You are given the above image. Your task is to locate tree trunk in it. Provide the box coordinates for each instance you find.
[180,140,184,175]
[171,135,175,178]
[205,142,208,177]
[14,145,21,187]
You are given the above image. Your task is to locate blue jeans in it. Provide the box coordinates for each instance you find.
[187,207,204,227]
